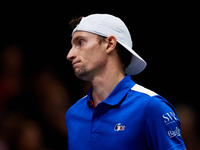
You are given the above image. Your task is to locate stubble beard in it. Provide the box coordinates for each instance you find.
[75,65,90,80]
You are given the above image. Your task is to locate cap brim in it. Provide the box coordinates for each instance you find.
[119,42,147,75]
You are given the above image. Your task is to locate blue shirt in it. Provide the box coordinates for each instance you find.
[65,75,186,150]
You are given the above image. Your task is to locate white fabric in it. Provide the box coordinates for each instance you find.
[72,14,147,75]
[131,84,158,97]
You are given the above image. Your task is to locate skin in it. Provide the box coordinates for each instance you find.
[67,31,187,150]
[67,31,125,106]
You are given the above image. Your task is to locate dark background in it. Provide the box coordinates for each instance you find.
[1,1,198,104]
[0,1,199,149]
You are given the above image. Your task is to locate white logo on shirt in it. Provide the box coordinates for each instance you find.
[114,123,125,131]
[162,112,178,125]
[167,127,181,138]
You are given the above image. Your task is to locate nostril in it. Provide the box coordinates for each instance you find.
[68,56,75,61]
[66,53,75,61]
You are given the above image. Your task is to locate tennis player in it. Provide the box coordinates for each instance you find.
[65,14,186,150]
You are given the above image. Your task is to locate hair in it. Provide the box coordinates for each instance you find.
[69,17,132,71]
[69,16,83,29]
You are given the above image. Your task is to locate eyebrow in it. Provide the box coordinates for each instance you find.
[71,36,85,45]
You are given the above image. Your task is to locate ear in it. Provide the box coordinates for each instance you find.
[106,36,117,54]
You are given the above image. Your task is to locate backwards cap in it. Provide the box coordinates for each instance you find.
[72,14,146,75]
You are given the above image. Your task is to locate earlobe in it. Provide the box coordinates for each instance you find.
[106,36,117,53]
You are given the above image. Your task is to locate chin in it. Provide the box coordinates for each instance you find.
[75,68,90,81]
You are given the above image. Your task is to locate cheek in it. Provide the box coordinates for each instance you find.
[85,45,107,68]
[92,45,106,60]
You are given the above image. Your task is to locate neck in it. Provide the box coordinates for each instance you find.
[91,63,125,106]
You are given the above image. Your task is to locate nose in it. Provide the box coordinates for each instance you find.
[66,47,76,61]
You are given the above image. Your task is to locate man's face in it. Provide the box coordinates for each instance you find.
[67,31,107,81]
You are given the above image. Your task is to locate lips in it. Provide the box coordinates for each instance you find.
[72,61,81,68]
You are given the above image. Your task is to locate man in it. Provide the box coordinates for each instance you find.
[65,14,186,150]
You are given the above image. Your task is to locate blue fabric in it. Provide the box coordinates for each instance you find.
[65,75,186,150]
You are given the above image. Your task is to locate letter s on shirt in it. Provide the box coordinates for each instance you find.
[162,113,170,123]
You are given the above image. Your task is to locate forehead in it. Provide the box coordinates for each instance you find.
[71,31,98,43]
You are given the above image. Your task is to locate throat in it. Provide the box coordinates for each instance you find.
[91,72,125,106]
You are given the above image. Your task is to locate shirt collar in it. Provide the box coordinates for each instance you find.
[87,75,135,107]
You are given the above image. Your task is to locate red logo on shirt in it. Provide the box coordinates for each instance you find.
[114,123,125,131]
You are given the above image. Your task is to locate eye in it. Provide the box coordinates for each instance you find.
[79,40,84,45]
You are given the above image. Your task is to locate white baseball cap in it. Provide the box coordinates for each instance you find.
[72,14,146,75]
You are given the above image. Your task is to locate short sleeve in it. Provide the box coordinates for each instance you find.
[144,96,186,150]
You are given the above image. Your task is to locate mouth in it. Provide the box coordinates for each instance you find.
[72,61,81,68]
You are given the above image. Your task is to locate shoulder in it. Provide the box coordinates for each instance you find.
[130,83,158,97]
[130,84,179,128]
[129,83,176,113]
[131,85,186,149]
